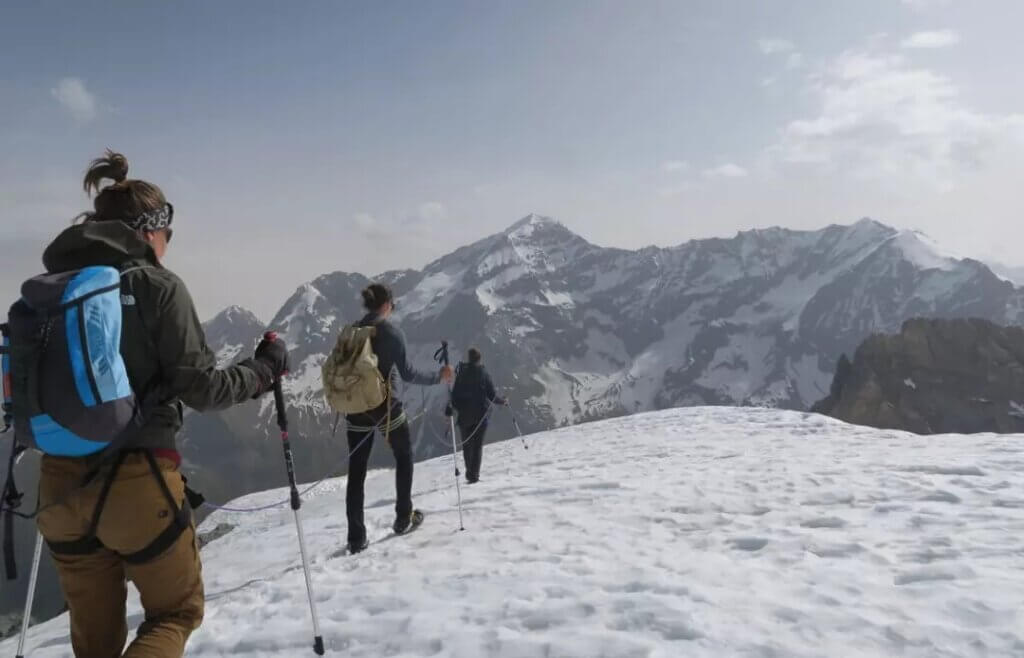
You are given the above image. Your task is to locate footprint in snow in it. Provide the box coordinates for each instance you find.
[898,465,986,477]
[728,537,770,552]
[806,542,864,558]
[921,490,962,504]
[578,482,622,491]
[800,517,847,529]
[894,566,972,586]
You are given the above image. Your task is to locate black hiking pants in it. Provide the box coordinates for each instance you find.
[345,400,413,545]
[459,420,488,483]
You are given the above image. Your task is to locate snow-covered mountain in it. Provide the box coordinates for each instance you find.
[272,215,1023,421]
[181,216,1024,500]
[10,408,1024,656]
[204,305,265,367]
[988,262,1024,287]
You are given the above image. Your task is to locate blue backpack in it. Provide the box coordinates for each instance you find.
[1,265,195,582]
[1,265,145,457]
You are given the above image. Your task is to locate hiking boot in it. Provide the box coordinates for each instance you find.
[348,537,369,555]
[466,476,479,484]
[393,509,424,535]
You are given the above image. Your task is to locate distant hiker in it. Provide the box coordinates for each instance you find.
[335,284,452,554]
[451,348,507,484]
[11,151,287,657]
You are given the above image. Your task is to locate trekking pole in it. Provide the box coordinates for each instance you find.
[15,531,43,658]
[509,407,529,450]
[434,341,465,531]
[265,332,325,656]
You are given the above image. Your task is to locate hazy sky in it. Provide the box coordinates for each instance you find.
[2,1,1022,320]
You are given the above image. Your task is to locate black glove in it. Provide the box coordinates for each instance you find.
[255,334,289,379]
[247,334,289,396]
[444,403,454,418]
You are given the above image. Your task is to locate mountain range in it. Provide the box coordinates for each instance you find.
[184,214,1024,503]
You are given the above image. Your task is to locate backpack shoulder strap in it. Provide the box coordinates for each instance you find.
[1,322,11,434]
[115,264,165,416]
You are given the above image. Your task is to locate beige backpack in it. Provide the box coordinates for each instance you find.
[322,325,388,414]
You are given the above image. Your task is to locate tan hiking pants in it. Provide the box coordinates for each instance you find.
[36,453,203,657]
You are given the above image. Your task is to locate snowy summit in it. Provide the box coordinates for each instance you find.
[7,408,1023,657]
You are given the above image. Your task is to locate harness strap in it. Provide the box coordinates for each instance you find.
[347,410,407,435]
[123,451,191,564]
[46,451,126,556]
[47,451,192,564]
[385,382,392,444]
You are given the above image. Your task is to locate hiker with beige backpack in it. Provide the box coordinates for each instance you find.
[321,283,452,554]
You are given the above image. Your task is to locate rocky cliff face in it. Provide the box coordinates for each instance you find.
[813,318,1024,434]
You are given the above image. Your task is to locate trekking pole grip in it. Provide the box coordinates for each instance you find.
[263,332,288,435]
[272,381,287,435]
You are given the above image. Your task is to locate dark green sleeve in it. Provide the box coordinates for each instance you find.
[154,272,263,411]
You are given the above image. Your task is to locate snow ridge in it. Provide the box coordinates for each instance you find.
[10,408,1024,657]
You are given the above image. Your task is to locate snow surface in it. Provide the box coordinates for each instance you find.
[889,231,960,273]
[9,408,1024,657]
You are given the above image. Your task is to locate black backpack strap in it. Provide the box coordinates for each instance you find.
[1,321,11,434]
[119,264,163,398]
[2,437,26,580]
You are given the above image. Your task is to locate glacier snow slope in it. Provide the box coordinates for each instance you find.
[6,408,1024,657]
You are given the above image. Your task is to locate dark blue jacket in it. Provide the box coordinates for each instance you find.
[451,362,505,427]
[359,313,439,394]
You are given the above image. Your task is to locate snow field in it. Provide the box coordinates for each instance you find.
[6,407,1024,657]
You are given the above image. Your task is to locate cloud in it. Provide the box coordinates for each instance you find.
[770,45,1024,188]
[661,160,690,173]
[703,163,748,178]
[353,211,380,236]
[759,39,803,73]
[355,202,449,237]
[758,39,795,55]
[50,77,98,122]
[757,38,794,56]
[415,201,447,223]
[900,29,960,49]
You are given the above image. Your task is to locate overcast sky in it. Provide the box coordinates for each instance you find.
[2,1,1022,321]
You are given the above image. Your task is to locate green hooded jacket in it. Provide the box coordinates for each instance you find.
[40,221,266,452]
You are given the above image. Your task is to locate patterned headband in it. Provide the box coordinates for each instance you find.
[126,203,173,232]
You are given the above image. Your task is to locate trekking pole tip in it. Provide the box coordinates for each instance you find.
[313,636,325,655]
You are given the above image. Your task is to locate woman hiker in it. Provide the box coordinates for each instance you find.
[344,283,452,554]
[33,151,287,657]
